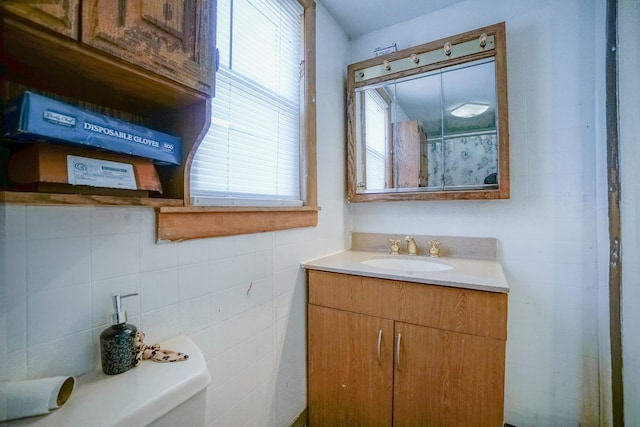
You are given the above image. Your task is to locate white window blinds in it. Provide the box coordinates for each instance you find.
[190,0,304,206]
[364,90,389,190]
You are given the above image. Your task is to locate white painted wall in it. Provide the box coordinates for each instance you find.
[619,0,640,424]
[348,0,607,425]
[0,5,350,427]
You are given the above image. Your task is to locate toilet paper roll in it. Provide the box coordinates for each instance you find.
[0,376,75,422]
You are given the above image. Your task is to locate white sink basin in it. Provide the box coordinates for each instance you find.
[361,257,453,272]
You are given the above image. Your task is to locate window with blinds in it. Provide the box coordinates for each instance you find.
[364,90,390,190]
[190,0,304,206]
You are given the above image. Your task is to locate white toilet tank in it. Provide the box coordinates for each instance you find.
[2,336,210,427]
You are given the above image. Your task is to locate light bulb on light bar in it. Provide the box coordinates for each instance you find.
[450,102,490,118]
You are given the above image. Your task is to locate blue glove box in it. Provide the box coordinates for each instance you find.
[3,91,181,165]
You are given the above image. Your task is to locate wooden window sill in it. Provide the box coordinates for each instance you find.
[156,205,320,241]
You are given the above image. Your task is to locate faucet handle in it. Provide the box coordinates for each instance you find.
[389,238,401,255]
[428,240,441,257]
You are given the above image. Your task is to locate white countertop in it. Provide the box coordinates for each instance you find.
[303,250,509,293]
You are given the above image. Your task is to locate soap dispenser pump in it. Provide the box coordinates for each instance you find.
[100,293,139,375]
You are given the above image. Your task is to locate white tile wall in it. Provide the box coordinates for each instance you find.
[1,200,345,427]
[27,236,91,293]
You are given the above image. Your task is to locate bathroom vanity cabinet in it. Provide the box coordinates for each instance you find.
[307,270,508,427]
[0,0,215,205]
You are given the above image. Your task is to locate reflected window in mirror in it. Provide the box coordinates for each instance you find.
[359,87,392,190]
[347,23,509,202]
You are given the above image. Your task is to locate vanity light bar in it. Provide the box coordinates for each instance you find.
[354,34,495,83]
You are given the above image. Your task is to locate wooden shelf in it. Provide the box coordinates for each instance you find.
[1,1,216,206]
[0,190,183,207]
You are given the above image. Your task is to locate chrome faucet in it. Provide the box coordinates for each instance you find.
[405,236,417,255]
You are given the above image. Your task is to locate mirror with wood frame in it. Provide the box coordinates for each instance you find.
[347,22,509,202]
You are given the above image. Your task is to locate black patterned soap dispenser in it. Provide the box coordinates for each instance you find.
[100,293,139,375]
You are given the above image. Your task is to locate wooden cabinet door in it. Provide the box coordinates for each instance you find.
[394,120,426,188]
[2,1,79,39]
[308,305,394,427]
[392,322,506,427]
[81,0,214,95]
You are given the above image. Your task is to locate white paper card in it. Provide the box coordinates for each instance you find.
[374,43,397,57]
[67,155,137,190]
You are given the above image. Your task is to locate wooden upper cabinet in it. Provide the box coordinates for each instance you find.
[81,0,214,95]
[1,0,215,205]
[1,1,80,39]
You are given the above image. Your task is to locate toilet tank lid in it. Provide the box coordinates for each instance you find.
[6,336,211,427]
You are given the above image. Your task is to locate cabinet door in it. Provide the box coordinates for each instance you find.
[393,322,505,427]
[394,120,423,188]
[2,1,79,39]
[81,0,214,95]
[308,305,394,427]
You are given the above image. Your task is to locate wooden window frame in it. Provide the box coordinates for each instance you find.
[156,0,317,241]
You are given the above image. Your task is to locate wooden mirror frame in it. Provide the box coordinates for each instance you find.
[346,22,509,202]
